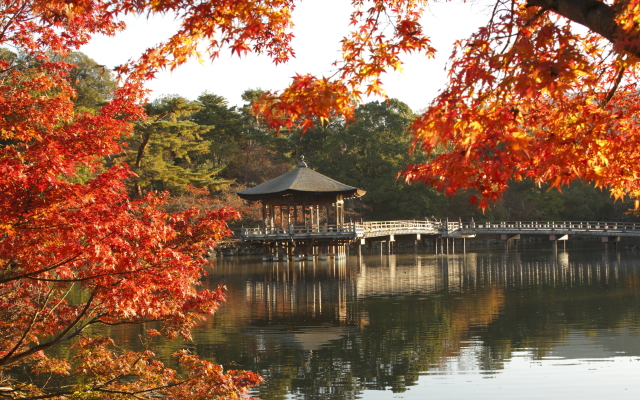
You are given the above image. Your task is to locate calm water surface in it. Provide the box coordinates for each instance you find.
[115,240,640,399]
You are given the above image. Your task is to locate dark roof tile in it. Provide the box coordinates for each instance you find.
[237,165,365,200]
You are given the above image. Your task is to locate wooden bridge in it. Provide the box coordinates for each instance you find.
[240,220,640,260]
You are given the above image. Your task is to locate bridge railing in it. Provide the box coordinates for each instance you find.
[241,224,364,238]
[241,220,640,240]
[242,220,438,238]
[360,220,439,232]
[453,221,640,232]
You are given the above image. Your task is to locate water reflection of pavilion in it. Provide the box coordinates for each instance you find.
[242,260,361,324]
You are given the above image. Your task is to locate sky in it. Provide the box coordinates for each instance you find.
[80,0,490,112]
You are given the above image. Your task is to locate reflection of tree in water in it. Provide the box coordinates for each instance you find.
[470,250,640,370]
[194,250,640,400]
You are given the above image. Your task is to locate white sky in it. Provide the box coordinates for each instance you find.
[80,0,490,112]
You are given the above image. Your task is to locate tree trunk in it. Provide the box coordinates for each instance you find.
[527,0,640,57]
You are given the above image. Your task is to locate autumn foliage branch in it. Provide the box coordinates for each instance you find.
[402,0,640,208]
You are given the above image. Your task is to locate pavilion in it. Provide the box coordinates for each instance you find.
[237,156,365,260]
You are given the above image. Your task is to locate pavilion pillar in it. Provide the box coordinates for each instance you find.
[269,205,275,228]
[326,204,331,229]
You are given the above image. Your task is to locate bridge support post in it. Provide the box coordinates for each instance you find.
[320,245,327,260]
[358,239,365,258]
[549,235,568,252]
[290,243,296,261]
[451,238,455,254]
[307,243,314,261]
[502,234,521,250]
[602,236,620,251]
[276,245,287,261]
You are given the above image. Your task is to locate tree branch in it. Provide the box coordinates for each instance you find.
[0,293,95,367]
[526,0,640,57]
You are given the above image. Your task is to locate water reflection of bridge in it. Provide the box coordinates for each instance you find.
[238,251,639,326]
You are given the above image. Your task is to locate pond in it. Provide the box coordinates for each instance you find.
[108,239,640,399]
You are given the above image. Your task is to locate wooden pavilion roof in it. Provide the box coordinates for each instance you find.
[237,158,365,202]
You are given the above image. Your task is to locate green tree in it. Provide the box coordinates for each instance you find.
[64,52,117,110]
[191,92,246,168]
[295,99,445,221]
[126,95,230,196]
[501,179,640,221]
[0,50,116,111]
[192,90,293,186]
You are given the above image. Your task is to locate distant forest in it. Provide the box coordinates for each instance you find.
[16,50,637,225]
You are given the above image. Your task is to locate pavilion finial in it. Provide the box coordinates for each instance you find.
[298,155,308,168]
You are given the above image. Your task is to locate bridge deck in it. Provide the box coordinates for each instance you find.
[240,220,640,242]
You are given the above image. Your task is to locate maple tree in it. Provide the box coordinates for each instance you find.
[124,95,232,197]
[402,0,640,208]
